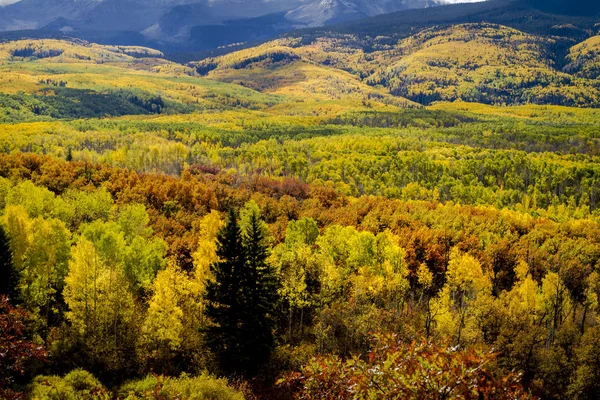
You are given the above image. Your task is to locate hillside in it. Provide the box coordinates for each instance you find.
[0,39,285,120]
[196,22,600,107]
[566,35,600,79]
[366,24,599,105]
[192,39,415,108]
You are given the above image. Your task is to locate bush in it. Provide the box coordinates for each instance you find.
[117,373,245,400]
[279,334,531,400]
[0,296,47,400]
[29,369,110,400]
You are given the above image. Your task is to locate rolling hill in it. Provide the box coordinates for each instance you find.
[0,39,285,120]
[192,39,415,108]
[194,15,600,107]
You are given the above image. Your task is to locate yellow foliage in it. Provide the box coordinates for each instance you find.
[432,247,492,344]
[192,211,224,283]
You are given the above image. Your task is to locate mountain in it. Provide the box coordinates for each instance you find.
[305,0,599,38]
[0,0,217,31]
[285,0,444,27]
[0,0,301,32]
[193,0,600,107]
[527,0,600,16]
[1,0,598,57]
[0,0,101,31]
[142,0,304,44]
[0,0,463,45]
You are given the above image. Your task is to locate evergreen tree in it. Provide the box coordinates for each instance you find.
[204,205,280,377]
[0,226,18,304]
[204,209,246,376]
[239,202,279,376]
[66,147,73,162]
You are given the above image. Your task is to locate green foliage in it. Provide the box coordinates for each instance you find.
[204,209,247,376]
[3,205,71,339]
[0,226,18,303]
[62,237,138,377]
[238,202,280,374]
[0,89,193,122]
[3,29,600,399]
[29,370,110,400]
[285,218,319,248]
[117,373,244,400]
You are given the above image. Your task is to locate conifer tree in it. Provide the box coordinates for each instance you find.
[205,204,280,377]
[239,202,279,376]
[204,209,246,376]
[0,226,18,304]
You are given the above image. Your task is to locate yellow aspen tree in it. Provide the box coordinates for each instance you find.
[417,263,435,337]
[3,205,70,340]
[63,236,136,372]
[193,210,224,284]
[142,261,185,357]
[540,271,572,344]
[432,247,492,345]
[64,238,103,336]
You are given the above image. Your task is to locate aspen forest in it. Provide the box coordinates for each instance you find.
[1,2,600,398]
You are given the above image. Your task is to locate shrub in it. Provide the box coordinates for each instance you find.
[117,373,245,400]
[0,296,47,400]
[279,334,531,399]
[29,369,110,400]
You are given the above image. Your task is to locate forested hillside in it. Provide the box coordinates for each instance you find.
[1,22,600,400]
[197,21,600,106]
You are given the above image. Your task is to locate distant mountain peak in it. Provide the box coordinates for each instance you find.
[285,0,446,27]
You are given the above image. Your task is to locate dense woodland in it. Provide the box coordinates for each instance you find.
[1,25,600,400]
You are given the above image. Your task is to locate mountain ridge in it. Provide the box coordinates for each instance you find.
[0,0,470,44]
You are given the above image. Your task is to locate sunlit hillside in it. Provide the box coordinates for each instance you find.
[0,39,286,120]
[198,23,600,107]
[193,39,415,108]
[566,34,600,79]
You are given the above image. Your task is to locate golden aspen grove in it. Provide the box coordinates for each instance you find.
[1,0,600,399]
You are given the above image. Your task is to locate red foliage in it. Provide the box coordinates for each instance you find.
[280,334,532,400]
[0,296,47,399]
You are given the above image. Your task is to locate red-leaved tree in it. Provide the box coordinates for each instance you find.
[0,296,47,399]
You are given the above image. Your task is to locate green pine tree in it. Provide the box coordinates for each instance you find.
[204,209,246,376]
[239,202,279,376]
[0,226,19,304]
[204,205,280,378]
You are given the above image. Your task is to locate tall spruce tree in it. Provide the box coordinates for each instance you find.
[239,202,279,376]
[205,209,246,376]
[66,147,73,162]
[0,226,19,304]
[204,205,279,377]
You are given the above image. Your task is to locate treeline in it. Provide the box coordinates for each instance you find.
[1,153,600,398]
[11,46,64,59]
[0,89,195,122]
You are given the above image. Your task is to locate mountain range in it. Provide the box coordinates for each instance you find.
[0,0,482,51]
[0,0,598,55]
